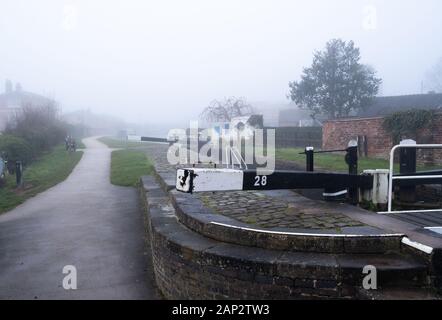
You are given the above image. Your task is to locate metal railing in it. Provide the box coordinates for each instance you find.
[379,142,442,215]
[225,145,248,170]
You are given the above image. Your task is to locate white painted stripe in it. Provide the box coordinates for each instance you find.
[424,227,442,235]
[401,237,433,254]
[378,209,442,215]
[392,175,442,180]
[210,222,404,238]
[323,190,347,197]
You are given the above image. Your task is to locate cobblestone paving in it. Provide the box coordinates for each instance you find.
[198,191,363,230]
[141,142,364,230]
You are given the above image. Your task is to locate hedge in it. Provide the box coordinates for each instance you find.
[0,134,34,167]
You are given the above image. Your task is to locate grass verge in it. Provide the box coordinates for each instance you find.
[276,148,440,173]
[276,148,393,172]
[0,145,83,214]
[110,149,153,187]
[77,140,86,149]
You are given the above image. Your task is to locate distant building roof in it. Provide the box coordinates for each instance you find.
[0,82,57,131]
[357,93,442,118]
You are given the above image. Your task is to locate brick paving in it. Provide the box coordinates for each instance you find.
[141,142,365,231]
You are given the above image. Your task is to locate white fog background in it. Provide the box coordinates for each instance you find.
[1,0,441,132]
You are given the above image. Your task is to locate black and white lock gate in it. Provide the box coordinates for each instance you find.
[176,168,373,196]
[125,134,374,204]
[176,140,373,205]
[127,135,170,144]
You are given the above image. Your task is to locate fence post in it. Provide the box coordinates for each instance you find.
[399,139,417,203]
[347,140,359,204]
[15,160,23,188]
[305,147,314,172]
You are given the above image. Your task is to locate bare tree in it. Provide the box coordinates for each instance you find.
[426,57,442,93]
[200,97,254,122]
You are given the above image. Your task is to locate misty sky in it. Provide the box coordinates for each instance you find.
[1,0,442,124]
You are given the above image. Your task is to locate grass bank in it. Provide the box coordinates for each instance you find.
[110,149,153,187]
[99,137,154,187]
[0,145,83,214]
[77,140,86,149]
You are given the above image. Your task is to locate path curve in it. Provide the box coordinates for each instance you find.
[0,137,158,299]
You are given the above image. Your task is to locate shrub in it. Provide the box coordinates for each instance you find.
[0,134,33,167]
[4,103,67,154]
[383,109,435,143]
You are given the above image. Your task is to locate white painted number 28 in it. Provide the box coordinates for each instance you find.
[254,175,267,187]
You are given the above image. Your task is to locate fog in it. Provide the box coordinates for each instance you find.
[1,0,442,127]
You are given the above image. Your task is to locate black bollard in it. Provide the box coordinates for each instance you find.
[399,141,417,203]
[346,141,359,204]
[15,161,23,188]
[305,147,314,172]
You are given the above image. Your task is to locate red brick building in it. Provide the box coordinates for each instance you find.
[322,94,442,161]
[323,116,393,158]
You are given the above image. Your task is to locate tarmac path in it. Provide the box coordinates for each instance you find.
[0,137,159,299]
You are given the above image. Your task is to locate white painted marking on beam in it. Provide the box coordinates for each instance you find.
[424,227,442,235]
[210,222,404,238]
[378,209,442,215]
[323,190,347,197]
[176,168,244,193]
[401,237,433,255]
[392,175,442,180]
[127,135,168,144]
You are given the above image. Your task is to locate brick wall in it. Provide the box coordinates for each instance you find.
[323,117,392,158]
[323,114,442,164]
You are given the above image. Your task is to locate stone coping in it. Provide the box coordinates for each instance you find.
[169,189,405,254]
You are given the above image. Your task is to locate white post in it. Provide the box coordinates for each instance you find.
[362,169,389,206]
